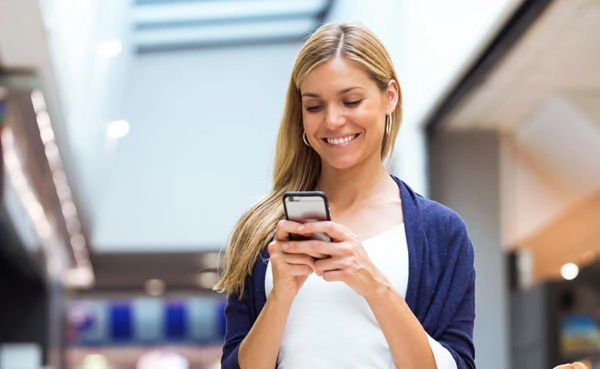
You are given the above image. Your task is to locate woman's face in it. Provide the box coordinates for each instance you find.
[299,57,397,172]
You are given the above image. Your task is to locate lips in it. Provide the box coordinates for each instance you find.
[324,133,360,145]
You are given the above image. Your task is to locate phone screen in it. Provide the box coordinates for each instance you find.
[283,191,332,242]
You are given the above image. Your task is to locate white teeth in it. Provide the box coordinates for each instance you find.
[326,135,356,145]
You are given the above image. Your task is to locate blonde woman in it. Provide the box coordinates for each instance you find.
[215,22,476,369]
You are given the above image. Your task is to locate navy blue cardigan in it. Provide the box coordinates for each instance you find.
[221,177,476,369]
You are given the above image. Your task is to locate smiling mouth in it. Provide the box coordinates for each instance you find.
[324,134,360,145]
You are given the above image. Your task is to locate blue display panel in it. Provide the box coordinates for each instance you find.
[0,99,6,126]
[109,302,133,341]
[164,301,187,340]
[67,296,226,346]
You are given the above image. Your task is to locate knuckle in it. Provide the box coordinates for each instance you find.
[339,244,352,255]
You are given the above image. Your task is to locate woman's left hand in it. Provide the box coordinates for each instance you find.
[282,220,390,299]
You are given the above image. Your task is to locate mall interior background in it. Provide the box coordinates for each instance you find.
[0,0,599,368]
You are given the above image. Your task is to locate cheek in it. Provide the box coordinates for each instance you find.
[354,104,383,126]
[302,112,320,131]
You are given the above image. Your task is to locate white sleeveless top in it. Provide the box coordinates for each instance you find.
[265,223,457,369]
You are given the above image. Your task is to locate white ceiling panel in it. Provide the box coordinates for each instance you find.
[447,0,600,132]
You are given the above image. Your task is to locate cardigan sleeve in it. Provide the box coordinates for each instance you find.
[440,268,476,369]
[220,249,269,369]
[428,210,476,369]
[220,287,250,369]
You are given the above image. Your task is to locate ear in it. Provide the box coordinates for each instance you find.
[384,79,399,114]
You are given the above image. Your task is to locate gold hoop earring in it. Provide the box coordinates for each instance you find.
[385,114,392,135]
[302,132,311,147]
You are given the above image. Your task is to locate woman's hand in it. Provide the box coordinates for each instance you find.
[268,220,323,304]
[280,219,390,299]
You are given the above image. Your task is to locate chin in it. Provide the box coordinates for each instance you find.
[323,158,360,171]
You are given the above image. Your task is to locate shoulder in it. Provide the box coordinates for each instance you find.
[418,193,468,236]
[394,175,473,258]
[394,175,467,231]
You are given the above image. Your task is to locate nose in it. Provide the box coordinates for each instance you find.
[324,105,345,129]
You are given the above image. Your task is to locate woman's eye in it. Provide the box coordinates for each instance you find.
[306,105,324,112]
[345,100,363,107]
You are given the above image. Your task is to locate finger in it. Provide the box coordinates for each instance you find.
[270,248,316,269]
[270,237,328,260]
[313,256,347,276]
[274,219,312,241]
[288,241,330,259]
[282,253,317,270]
[284,236,356,258]
[320,269,346,282]
[298,220,355,243]
[282,264,314,277]
[282,239,335,259]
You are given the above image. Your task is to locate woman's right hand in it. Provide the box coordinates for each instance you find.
[267,220,321,303]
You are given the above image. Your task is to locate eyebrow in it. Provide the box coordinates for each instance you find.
[301,86,364,98]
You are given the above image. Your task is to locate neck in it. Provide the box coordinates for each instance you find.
[315,161,396,211]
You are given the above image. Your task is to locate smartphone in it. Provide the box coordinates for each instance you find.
[283,191,332,242]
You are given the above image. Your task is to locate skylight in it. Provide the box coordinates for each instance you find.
[131,0,333,52]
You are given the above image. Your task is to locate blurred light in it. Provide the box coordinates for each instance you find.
[134,18,317,50]
[44,141,60,161]
[56,182,73,201]
[201,252,221,269]
[96,39,122,58]
[2,128,54,241]
[133,0,327,24]
[137,349,189,369]
[36,110,51,129]
[66,218,82,234]
[561,263,579,280]
[63,267,95,288]
[208,360,221,369]
[61,200,77,218]
[47,257,62,278]
[8,89,95,284]
[26,201,44,221]
[0,85,8,99]
[82,353,109,369]
[196,272,219,289]
[145,278,166,296]
[70,233,86,250]
[30,89,46,113]
[36,219,53,239]
[38,123,56,144]
[107,119,130,139]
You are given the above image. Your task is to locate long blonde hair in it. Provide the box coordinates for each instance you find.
[214,22,403,297]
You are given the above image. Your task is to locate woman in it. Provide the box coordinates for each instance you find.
[214,22,476,369]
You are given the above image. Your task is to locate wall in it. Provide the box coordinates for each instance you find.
[92,43,301,251]
[429,130,508,369]
[327,0,521,195]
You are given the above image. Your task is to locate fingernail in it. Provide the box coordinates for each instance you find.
[297,225,305,231]
[282,243,289,251]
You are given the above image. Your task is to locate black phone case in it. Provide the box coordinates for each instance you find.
[282,191,332,242]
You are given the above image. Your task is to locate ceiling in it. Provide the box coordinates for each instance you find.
[130,0,333,52]
[443,0,600,282]
[2,0,599,292]
[0,0,336,292]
